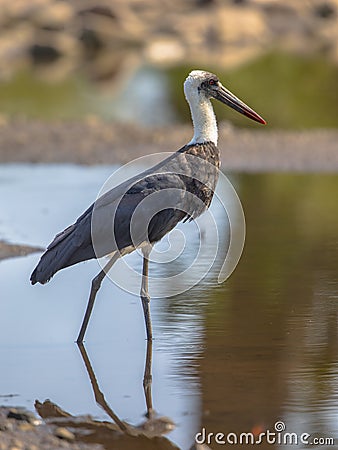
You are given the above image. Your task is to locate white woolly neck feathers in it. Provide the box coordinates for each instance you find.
[184,70,218,146]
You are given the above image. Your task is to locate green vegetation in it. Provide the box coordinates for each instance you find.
[166,53,338,129]
[0,70,97,119]
[0,53,337,128]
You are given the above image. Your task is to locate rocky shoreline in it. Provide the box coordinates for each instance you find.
[0,406,102,450]
[0,400,177,450]
[1,117,337,171]
[0,0,337,82]
[0,240,42,261]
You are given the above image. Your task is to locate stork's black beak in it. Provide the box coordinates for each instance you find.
[213,84,266,125]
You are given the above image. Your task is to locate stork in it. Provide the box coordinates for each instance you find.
[31,70,266,342]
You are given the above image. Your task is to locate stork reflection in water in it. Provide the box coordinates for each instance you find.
[35,341,177,449]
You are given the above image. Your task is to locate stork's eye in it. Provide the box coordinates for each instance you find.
[209,79,216,86]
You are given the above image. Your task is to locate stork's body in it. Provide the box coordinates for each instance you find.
[31,70,266,342]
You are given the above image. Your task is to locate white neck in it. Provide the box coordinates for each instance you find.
[186,95,218,146]
[184,70,219,146]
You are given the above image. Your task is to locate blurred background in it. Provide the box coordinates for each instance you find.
[0,0,337,128]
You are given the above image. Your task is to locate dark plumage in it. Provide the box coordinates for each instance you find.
[30,142,219,285]
[30,69,265,342]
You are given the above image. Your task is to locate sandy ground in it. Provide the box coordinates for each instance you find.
[0,240,43,261]
[0,117,337,171]
[0,401,177,450]
[1,118,337,262]
[0,406,102,450]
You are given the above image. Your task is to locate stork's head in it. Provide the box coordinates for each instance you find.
[184,70,266,125]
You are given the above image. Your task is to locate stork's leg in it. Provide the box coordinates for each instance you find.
[76,254,119,343]
[140,249,153,341]
[143,338,154,419]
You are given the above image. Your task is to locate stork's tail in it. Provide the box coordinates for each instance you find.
[30,218,94,285]
[30,246,65,285]
[30,234,79,284]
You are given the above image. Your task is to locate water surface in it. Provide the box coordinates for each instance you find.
[0,165,337,449]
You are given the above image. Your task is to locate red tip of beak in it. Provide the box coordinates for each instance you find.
[251,112,267,125]
[250,111,266,125]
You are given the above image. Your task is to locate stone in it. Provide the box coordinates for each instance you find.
[7,409,36,424]
[54,427,75,441]
[17,422,34,431]
[314,2,336,19]
[216,6,268,44]
[145,38,185,65]
[33,2,74,29]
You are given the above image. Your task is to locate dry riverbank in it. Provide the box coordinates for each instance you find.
[0,117,337,171]
[0,240,42,261]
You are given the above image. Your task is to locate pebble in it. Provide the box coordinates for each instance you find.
[9,439,23,449]
[7,409,36,424]
[54,427,75,441]
[17,423,34,432]
[0,406,100,449]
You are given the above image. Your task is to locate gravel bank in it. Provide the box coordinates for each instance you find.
[1,0,338,83]
[0,406,102,450]
[0,240,42,262]
[0,118,337,172]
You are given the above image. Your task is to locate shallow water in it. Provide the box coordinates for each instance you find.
[0,165,337,449]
